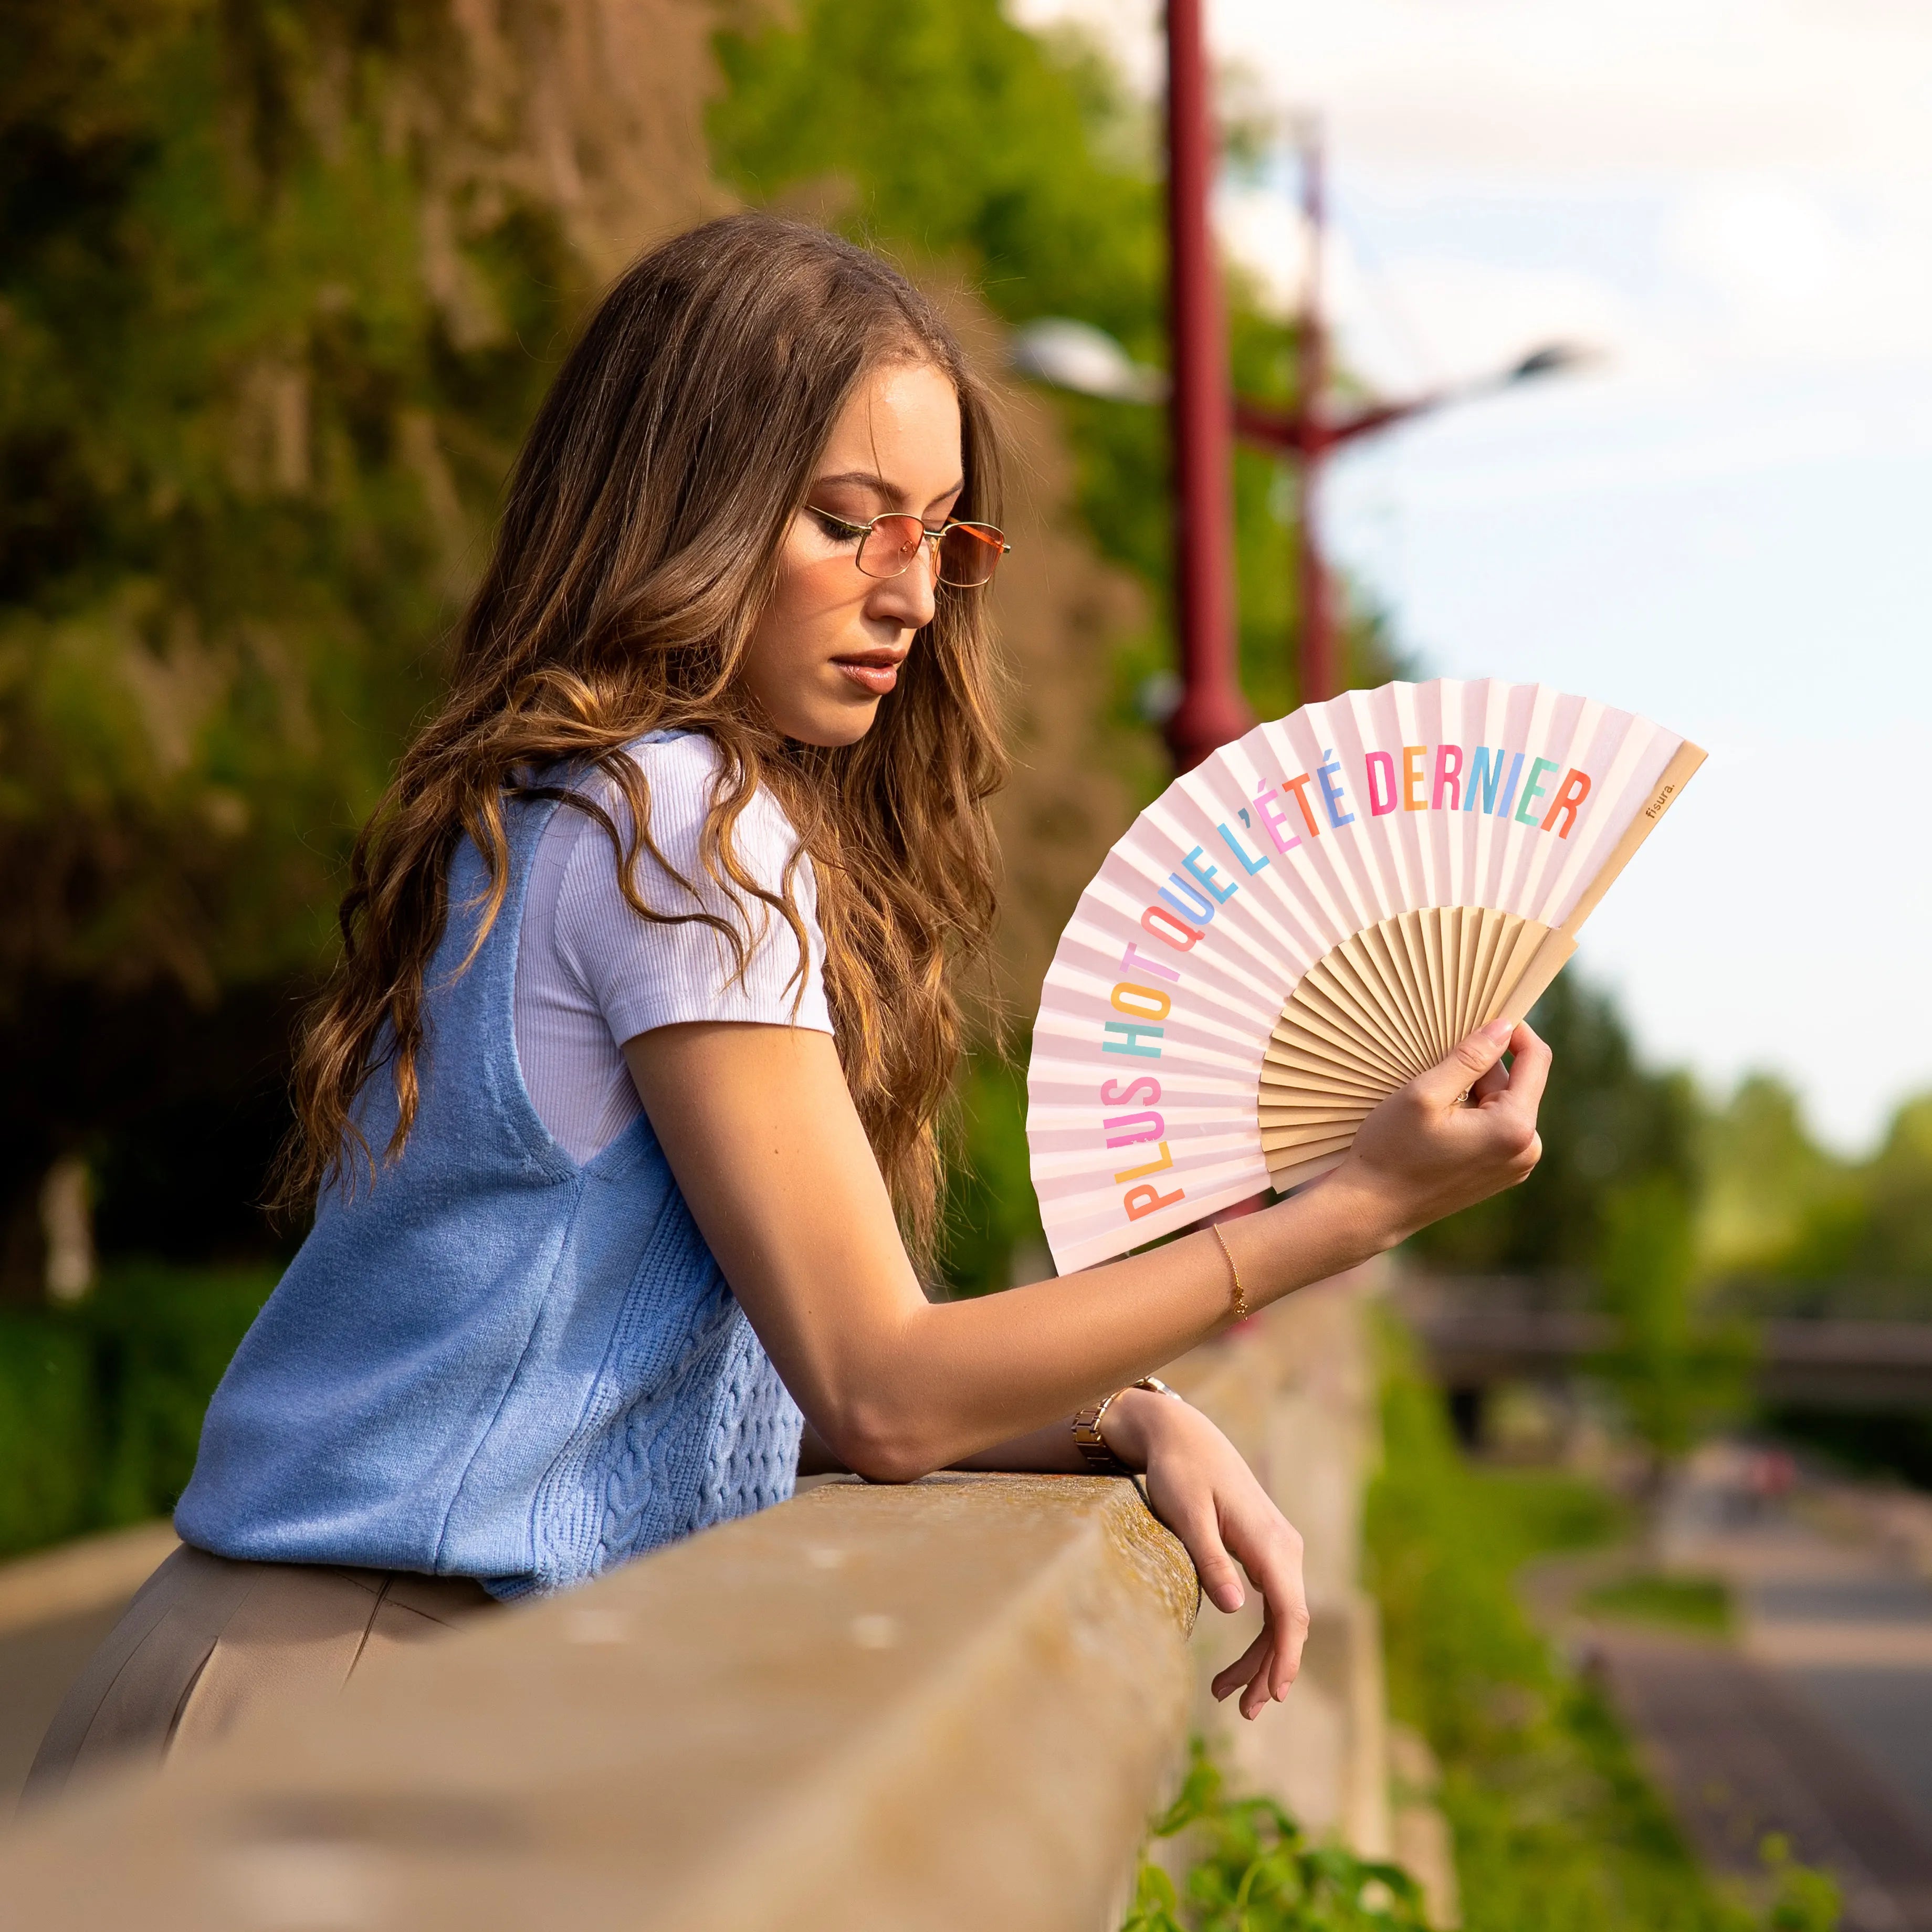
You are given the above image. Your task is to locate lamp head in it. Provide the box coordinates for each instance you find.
[1009,318,1168,405]
[1508,341,1598,384]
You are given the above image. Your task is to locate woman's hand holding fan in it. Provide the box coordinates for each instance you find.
[1330,1013,1552,1246]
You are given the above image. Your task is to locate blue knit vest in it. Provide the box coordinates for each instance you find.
[176,790,803,1598]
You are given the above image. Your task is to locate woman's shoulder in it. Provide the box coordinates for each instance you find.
[551,730,831,1036]
[622,727,715,780]
[612,728,718,816]
[614,731,800,863]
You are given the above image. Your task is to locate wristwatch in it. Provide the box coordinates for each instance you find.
[1072,1376,1183,1473]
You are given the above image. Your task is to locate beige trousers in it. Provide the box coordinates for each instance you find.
[23,1544,498,1810]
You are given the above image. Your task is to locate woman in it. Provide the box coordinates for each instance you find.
[28,214,1547,1800]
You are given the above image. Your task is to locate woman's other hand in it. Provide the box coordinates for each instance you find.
[1100,1389,1309,1722]
[1324,1016,1551,1251]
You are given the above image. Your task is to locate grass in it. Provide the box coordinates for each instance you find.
[1580,1574,1735,1637]
[0,1261,275,1560]
[1364,1316,1838,1932]
[1125,1742,1432,1932]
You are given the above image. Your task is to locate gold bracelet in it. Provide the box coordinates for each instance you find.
[1212,1222,1251,1324]
[1072,1377,1185,1473]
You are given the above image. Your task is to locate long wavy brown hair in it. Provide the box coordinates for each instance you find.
[273,214,1009,1265]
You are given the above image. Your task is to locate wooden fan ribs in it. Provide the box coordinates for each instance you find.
[1258,905,1561,1184]
[1356,925,1434,1070]
[1315,946,1411,1065]
[1276,979,1413,1085]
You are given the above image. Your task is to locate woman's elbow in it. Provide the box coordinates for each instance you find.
[814,1401,944,1486]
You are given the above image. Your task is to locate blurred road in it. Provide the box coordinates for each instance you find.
[1590,1445,1932,1932]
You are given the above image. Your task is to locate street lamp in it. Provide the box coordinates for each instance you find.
[1015,19,1592,746]
[1010,316,1594,709]
[1234,338,1597,704]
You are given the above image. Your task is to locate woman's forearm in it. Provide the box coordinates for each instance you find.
[819,1176,1394,1480]
[799,1411,1089,1477]
[629,1017,1545,1487]
[800,1385,1181,1478]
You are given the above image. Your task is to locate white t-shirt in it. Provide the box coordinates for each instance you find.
[512,732,834,1163]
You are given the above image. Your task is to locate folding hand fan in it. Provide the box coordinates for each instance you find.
[1026,679,1704,1275]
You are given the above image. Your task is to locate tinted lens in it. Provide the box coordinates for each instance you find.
[938,521,1006,587]
[855,514,927,579]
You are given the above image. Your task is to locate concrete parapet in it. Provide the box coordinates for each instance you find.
[0,1474,1195,1930]
[0,1521,182,1815]
[0,1266,1467,1927]
[0,1521,181,1640]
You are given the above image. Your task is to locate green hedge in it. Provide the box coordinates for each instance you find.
[0,1264,275,1560]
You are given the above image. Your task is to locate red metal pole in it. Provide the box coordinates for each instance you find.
[1162,0,1251,771]
[1295,127,1336,705]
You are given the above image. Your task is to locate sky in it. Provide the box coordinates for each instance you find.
[1015,0,1932,1152]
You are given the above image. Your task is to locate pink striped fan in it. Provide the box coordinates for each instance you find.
[1025,678,1704,1275]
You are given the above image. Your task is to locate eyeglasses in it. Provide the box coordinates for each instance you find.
[805,506,1012,588]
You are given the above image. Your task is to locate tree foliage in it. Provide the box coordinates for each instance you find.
[1702,1076,1932,1312]
[0,0,586,1005]
[1592,1175,1752,1475]
[0,0,648,1283]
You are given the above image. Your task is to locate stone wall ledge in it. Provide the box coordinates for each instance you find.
[0,1473,1197,1931]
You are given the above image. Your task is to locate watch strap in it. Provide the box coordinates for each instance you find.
[1072,1391,1130,1473]
[1072,1377,1183,1473]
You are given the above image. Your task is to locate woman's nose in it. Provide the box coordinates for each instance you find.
[870,545,939,628]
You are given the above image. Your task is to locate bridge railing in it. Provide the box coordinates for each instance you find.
[0,1267,1427,1931]
[1400,1271,1932,1409]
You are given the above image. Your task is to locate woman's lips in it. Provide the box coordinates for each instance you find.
[833,656,900,696]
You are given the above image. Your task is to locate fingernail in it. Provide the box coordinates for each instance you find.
[1482,1018,1512,1044]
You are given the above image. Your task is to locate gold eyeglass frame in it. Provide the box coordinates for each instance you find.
[805,506,1013,588]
